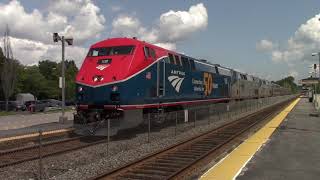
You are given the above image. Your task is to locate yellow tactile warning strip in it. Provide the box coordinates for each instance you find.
[0,128,73,143]
[200,98,300,180]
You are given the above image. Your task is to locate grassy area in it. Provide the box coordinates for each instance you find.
[0,111,17,116]
[43,107,75,114]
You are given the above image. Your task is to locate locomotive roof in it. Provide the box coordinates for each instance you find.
[90,37,268,83]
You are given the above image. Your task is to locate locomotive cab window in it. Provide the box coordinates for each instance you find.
[87,46,135,57]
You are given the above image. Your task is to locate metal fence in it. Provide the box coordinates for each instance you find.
[0,95,297,179]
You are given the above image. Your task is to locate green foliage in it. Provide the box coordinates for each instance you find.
[10,59,78,100]
[275,76,298,93]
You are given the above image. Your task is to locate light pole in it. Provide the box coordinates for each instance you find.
[53,33,73,123]
[312,52,320,79]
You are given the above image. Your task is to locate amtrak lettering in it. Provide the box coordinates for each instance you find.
[171,70,185,76]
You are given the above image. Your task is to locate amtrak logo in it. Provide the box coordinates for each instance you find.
[96,65,109,71]
[168,75,185,93]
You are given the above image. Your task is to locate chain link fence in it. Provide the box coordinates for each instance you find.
[0,95,297,179]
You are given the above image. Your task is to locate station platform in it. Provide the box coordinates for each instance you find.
[201,97,320,180]
[0,111,74,139]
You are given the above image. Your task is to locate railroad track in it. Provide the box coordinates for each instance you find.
[0,135,106,168]
[93,98,295,180]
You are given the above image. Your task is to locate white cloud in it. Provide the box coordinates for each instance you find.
[111,3,208,50]
[256,39,276,52]
[257,14,320,80]
[260,14,320,64]
[154,42,176,50]
[157,3,208,42]
[0,0,105,45]
[6,37,87,67]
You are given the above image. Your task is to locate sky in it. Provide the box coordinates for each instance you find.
[1,0,320,82]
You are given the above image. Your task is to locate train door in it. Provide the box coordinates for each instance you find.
[157,60,165,97]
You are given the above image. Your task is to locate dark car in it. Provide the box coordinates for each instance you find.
[65,100,75,106]
[24,101,35,109]
[0,101,22,111]
[10,101,26,111]
[27,101,48,112]
[41,99,62,107]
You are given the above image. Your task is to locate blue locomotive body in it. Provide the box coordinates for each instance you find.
[76,57,231,109]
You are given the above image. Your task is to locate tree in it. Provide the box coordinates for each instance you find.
[1,26,17,111]
[275,76,298,93]
[38,60,59,80]
[0,47,4,100]
[17,66,49,99]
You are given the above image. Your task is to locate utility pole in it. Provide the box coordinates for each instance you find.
[61,36,65,119]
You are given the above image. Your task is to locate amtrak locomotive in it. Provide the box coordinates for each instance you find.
[74,37,290,135]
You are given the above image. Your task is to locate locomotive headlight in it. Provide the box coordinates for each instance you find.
[112,86,118,92]
[93,75,104,82]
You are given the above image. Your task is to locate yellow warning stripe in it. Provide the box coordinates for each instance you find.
[0,128,73,143]
[201,98,300,180]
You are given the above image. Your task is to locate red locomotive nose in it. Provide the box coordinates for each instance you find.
[76,45,136,86]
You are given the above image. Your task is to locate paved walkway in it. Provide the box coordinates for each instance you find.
[0,111,74,137]
[237,98,320,179]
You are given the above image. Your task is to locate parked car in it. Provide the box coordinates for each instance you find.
[65,100,76,106]
[41,99,62,107]
[24,100,35,109]
[28,101,48,112]
[0,101,24,111]
[10,101,26,111]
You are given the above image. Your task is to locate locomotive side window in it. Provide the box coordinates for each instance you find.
[189,59,196,71]
[144,47,150,58]
[181,56,190,70]
[217,67,231,77]
[150,48,156,59]
[164,57,170,63]
[168,53,175,64]
[144,46,156,59]
[174,55,181,66]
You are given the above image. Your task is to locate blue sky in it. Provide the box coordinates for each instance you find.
[1,0,320,82]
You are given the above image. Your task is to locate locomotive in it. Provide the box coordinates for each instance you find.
[74,37,290,135]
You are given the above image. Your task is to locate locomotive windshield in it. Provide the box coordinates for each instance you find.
[87,46,135,57]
